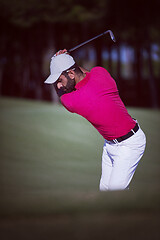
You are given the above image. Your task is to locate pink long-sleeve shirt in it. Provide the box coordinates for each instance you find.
[61,67,136,140]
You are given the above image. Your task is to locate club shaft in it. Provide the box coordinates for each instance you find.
[69,30,116,53]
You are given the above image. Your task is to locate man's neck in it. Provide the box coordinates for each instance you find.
[75,72,86,84]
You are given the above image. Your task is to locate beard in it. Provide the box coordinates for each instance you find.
[61,74,76,93]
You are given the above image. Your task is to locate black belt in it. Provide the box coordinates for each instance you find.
[111,123,139,144]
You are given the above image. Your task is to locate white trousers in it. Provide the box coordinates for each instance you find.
[99,125,146,191]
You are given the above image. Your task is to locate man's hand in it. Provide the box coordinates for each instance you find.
[54,49,68,56]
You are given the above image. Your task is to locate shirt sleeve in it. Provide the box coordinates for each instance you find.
[91,67,111,80]
[60,93,75,113]
[91,67,118,91]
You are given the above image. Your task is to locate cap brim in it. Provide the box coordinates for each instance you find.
[44,73,61,84]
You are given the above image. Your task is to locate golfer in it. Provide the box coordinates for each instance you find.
[45,49,146,191]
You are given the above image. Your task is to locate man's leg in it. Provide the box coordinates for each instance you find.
[108,128,146,190]
[99,141,114,191]
[99,127,146,191]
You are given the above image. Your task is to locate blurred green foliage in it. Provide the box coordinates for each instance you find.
[0,0,159,42]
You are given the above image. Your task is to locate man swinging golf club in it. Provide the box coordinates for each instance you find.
[45,45,146,191]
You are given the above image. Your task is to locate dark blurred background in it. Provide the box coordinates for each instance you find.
[0,0,160,108]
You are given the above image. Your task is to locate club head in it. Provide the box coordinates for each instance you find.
[106,30,116,42]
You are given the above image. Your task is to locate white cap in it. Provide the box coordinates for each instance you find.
[44,53,75,84]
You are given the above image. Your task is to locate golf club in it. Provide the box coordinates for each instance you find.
[68,30,116,53]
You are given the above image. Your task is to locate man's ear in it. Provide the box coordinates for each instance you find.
[68,70,75,79]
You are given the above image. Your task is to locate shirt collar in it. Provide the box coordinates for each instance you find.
[75,72,90,90]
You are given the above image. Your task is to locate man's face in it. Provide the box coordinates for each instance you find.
[56,72,76,93]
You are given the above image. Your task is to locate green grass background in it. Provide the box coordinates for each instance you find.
[0,97,160,240]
